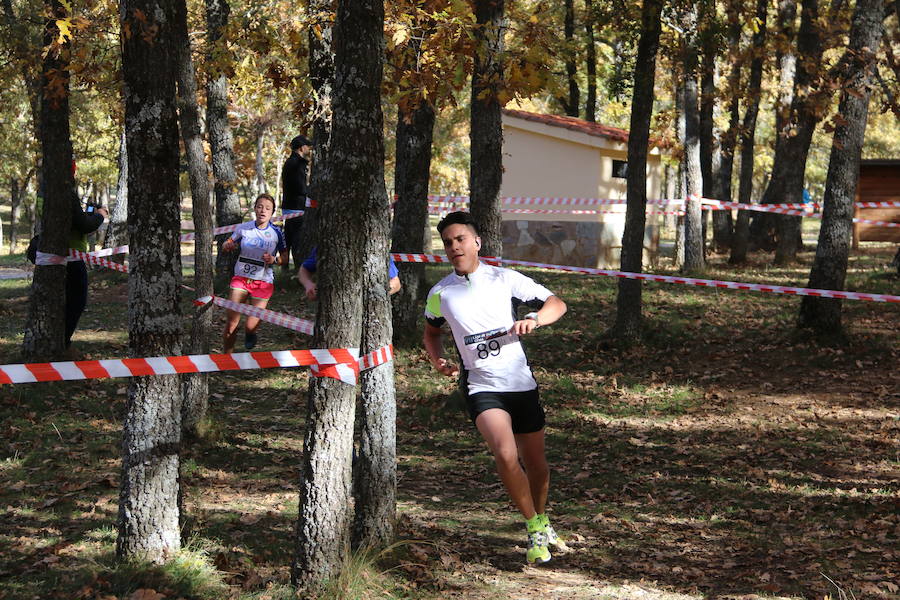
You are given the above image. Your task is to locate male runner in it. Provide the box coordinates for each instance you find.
[423,211,568,564]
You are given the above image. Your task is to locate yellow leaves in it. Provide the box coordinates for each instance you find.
[55,19,73,44]
[392,24,411,48]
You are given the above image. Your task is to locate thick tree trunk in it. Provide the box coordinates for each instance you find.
[674,80,686,268]
[205,0,243,283]
[23,0,74,360]
[469,0,505,258]
[563,0,579,117]
[798,0,882,333]
[730,0,768,264]
[301,0,336,260]
[391,101,435,342]
[116,0,183,564]
[104,129,128,249]
[699,0,723,253]
[353,152,395,551]
[612,0,662,342]
[174,0,213,435]
[775,0,823,264]
[584,0,597,122]
[292,0,382,589]
[681,2,704,272]
[749,0,797,251]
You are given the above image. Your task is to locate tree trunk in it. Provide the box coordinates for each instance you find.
[681,2,704,272]
[563,0,579,117]
[612,0,662,342]
[352,140,395,552]
[730,0,768,264]
[23,0,74,360]
[116,0,183,564]
[9,178,21,253]
[714,2,741,250]
[292,0,382,589]
[391,101,435,343]
[584,0,597,122]
[798,0,882,333]
[750,0,798,252]
[674,80,686,268]
[301,0,336,260]
[775,0,798,137]
[469,0,505,258]
[774,0,824,264]
[104,129,128,249]
[205,0,243,283]
[174,0,214,436]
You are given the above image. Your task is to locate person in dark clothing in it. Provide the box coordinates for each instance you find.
[280,134,312,271]
[66,193,107,349]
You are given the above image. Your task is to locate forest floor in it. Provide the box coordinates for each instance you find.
[0,244,897,600]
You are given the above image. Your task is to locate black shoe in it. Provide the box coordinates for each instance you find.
[244,332,258,350]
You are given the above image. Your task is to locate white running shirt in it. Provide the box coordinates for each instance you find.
[424,263,553,395]
[230,221,286,284]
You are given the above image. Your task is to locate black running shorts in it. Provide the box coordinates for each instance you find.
[466,388,545,434]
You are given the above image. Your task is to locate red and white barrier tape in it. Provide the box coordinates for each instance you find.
[193,295,394,373]
[426,195,900,210]
[391,253,502,266]
[424,197,897,228]
[426,206,685,217]
[710,201,900,228]
[0,347,361,386]
[87,213,307,257]
[180,211,304,241]
[70,249,129,272]
[391,253,900,304]
[195,295,315,336]
[427,195,684,207]
[34,252,69,266]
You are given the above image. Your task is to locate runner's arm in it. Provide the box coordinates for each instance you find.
[297,266,317,300]
[423,322,458,376]
[510,295,567,336]
[389,275,401,295]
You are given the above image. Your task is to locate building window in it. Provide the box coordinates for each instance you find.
[612,159,628,179]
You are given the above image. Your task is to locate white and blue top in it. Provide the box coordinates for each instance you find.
[230,221,286,284]
[424,262,553,395]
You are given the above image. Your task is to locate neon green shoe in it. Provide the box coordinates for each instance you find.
[526,528,551,564]
[537,514,569,552]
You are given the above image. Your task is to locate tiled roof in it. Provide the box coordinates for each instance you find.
[502,108,630,143]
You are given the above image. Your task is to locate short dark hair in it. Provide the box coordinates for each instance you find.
[290,135,312,151]
[437,211,479,235]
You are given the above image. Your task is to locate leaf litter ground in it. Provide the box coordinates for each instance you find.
[0,246,897,599]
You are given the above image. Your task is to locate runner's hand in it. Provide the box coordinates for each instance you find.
[222,238,236,252]
[262,252,275,265]
[434,357,459,377]
[304,284,317,301]
[510,319,538,336]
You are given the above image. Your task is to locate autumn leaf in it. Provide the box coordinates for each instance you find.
[55,19,73,44]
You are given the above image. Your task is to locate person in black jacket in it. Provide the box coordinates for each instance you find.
[66,193,107,349]
[280,134,311,271]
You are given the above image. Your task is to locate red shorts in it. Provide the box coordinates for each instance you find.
[229,276,275,300]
